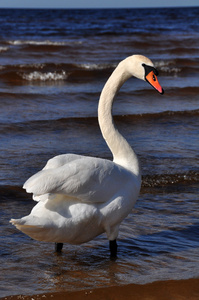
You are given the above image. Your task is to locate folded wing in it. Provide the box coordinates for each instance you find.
[23,155,132,204]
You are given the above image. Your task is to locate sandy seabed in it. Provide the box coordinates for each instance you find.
[1,278,199,300]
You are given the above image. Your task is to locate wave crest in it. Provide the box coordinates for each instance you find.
[22,70,67,81]
[0,46,9,53]
[7,39,83,46]
[155,60,181,75]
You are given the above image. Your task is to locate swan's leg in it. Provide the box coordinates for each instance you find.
[109,240,117,257]
[55,243,63,252]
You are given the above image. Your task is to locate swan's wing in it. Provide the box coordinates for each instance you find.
[43,153,83,170]
[23,156,132,204]
[31,154,84,202]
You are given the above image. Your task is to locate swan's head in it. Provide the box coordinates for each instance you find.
[126,55,164,94]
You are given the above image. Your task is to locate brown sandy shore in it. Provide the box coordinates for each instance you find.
[1,278,199,300]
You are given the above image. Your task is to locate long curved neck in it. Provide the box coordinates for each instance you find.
[98,59,140,176]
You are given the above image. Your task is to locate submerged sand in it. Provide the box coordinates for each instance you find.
[1,278,199,300]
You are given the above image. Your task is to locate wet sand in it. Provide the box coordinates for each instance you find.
[1,278,199,300]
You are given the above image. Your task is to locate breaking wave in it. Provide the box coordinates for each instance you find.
[7,39,82,46]
[22,70,67,81]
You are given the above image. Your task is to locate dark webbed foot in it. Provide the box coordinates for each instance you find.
[55,243,63,253]
[109,240,118,258]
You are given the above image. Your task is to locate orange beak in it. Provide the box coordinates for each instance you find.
[145,71,164,95]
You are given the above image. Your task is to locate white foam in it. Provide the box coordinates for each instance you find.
[77,62,115,70]
[8,40,82,46]
[160,66,181,74]
[155,60,174,67]
[0,46,8,52]
[22,71,67,81]
[155,60,181,74]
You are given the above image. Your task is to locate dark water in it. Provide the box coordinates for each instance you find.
[0,7,199,298]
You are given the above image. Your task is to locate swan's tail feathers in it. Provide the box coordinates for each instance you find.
[10,218,24,228]
[11,218,35,228]
[10,218,45,241]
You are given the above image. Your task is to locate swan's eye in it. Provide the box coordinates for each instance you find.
[153,74,156,81]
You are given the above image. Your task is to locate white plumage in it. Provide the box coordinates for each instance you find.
[10,55,163,254]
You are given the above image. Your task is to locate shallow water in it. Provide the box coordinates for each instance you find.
[0,6,199,298]
[1,184,199,297]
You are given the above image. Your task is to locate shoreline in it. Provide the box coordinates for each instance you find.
[1,278,199,300]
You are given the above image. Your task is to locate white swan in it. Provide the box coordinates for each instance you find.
[10,55,164,257]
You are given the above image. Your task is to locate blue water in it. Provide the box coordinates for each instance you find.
[0,7,199,298]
